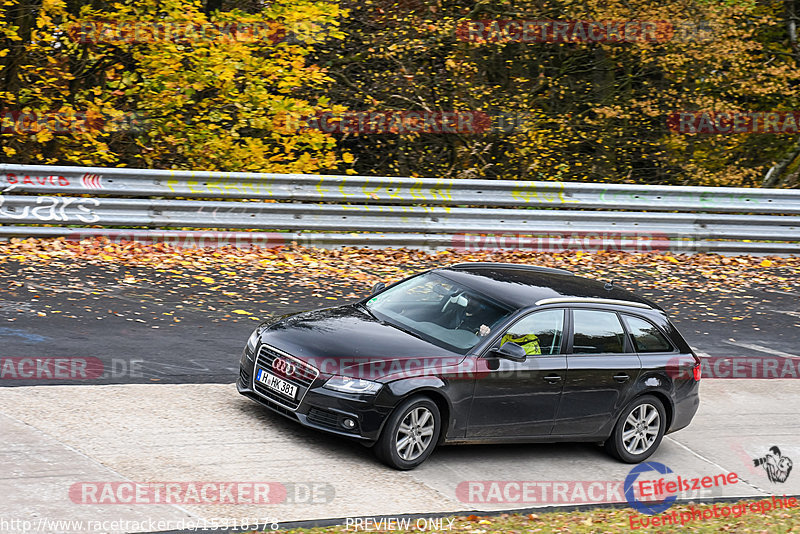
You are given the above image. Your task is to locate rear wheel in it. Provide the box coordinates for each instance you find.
[605,395,666,463]
[374,396,441,470]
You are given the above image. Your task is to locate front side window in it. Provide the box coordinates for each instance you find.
[623,315,673,353]
[571,309,627,354]
[499,309,565,355]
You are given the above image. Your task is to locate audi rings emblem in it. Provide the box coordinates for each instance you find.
[273,358,297,377]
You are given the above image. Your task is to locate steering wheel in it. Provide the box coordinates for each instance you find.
[441,291,465,314]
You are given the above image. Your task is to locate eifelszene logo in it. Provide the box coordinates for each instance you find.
[625,462,740,516]
[625,462,677,515]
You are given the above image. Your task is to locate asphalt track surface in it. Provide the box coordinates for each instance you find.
[0,259,799,533]
[0,260,799,385]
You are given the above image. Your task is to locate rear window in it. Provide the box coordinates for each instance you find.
[623,315,673,353]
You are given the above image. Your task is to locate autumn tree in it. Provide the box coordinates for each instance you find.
[0,0,348,173]
[318,0,800,186]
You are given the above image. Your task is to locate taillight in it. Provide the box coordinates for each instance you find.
[693,363,701,381]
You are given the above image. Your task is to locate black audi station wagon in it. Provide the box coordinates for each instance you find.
[238,263,701,470]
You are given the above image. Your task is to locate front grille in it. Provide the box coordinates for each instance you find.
[252,345,319,411]
[307,407,340,430]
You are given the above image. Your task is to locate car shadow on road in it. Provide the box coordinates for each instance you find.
[432,441,614,466]
[231,396,376,458]
[231,395,620,471]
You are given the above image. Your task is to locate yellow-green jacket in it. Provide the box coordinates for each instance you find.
[500,333,541,355]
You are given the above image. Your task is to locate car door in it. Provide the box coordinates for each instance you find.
[466,309,567,438]
[552,308,642,436]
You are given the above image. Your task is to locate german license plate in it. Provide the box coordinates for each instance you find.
[256,368,298,399]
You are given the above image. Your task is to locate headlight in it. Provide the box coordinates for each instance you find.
[323,376,382,395]
[245,328,260,356]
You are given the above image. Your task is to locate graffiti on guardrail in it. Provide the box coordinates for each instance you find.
[511,181,577,204]
[0,167,779,211]
[3,172,71,188]
[0,196,100,223]
[2,172,105,191]
[598,187,761,206]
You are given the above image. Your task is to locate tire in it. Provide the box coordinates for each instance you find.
[374,396,441,470]
[605,395,666,463]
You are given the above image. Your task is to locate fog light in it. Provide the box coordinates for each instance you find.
[342,418,356,430]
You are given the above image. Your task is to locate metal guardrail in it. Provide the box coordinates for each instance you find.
[1,163,798,254]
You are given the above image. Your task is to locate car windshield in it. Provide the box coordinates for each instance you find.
[365,272,513,354]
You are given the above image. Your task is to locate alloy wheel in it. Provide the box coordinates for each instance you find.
[622,403,661,455]
[395,406,435,461]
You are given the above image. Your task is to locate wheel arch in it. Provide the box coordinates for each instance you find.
[384,378,453,444]
[626,389,674,433]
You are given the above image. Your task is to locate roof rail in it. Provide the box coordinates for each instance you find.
[448,262,573,276]
[534,297,652,309]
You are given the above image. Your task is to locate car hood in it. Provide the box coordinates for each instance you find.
[260,304,467,379]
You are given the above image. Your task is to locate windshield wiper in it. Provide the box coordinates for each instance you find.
[356,302,380,321]
[381,319,427,342]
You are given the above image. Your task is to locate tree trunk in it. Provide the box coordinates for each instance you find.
[763,137,800,187]
[787,0,799,64]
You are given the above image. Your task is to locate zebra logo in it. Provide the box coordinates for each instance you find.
[753,446,793,483]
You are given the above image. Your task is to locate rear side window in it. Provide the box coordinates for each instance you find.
[571,310,627,354]
[623,315,673,353]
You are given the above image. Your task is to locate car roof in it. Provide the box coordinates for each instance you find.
[434,263,659,311]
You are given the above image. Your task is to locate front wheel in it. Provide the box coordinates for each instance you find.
[374,396,441,470]
[605,395,666,463]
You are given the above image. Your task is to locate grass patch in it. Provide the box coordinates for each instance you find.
[259,497,799,533]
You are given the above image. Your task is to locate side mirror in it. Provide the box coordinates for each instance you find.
[371,282,386,295]
[490,342,527,363]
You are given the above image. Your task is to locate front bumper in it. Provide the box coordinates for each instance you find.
[237,348,393,444]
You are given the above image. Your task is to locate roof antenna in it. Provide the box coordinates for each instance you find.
[604,279,615,291]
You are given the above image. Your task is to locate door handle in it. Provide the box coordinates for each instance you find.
[613,373,630,383]
[543,374,562,384]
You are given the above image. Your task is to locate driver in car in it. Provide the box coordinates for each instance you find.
[457,297,493,337]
